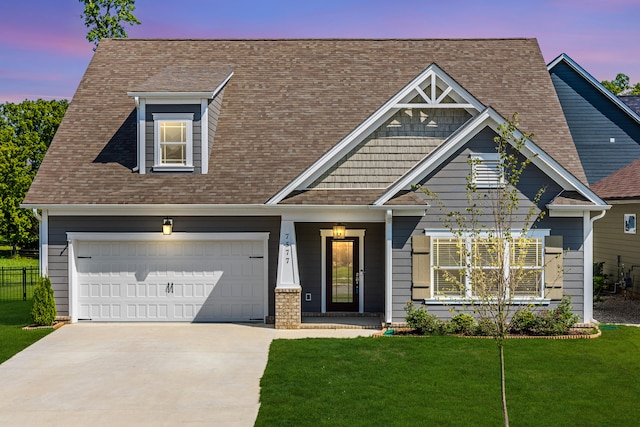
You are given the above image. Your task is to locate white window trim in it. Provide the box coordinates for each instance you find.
[471,153,503,189]
[425,229,550,302]
[153,113,194,170]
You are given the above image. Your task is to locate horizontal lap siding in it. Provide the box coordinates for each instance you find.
[48,244,69,315]
[48,216,280,317]
[594,204,640,289]
[391,127,584,322]
[551,62,640,185]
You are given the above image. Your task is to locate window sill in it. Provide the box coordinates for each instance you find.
[152,165,194,172]
[422,298,551,306]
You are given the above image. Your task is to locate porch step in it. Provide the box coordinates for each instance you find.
[301,313,383,329]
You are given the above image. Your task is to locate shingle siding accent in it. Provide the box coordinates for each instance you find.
[311,109,472,189]
[145,104,202,174]
[550,61,640,185]
[47,215,281,317]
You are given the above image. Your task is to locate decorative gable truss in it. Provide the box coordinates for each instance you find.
[267,64,485,202]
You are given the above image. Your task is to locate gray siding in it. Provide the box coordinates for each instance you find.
[295,222,385,313]
[48,216,280,317]
[390,127,587,322]
[207,87,225,162]
[594,203,640,291]
[145,104,202,174]
[550,61,640,185]
[311,108,471,189]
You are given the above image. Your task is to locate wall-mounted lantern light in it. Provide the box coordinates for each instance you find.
[162,217,173,235]
[333,223,346,239]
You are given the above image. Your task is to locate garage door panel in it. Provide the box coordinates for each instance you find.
[76,239,265,322]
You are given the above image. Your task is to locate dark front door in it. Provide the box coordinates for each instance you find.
[326,237,359,312]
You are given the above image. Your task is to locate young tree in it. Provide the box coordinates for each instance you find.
[417,113,547,427]
[0,99,68,251]
[601,73,640,96]
[79,0,141,51]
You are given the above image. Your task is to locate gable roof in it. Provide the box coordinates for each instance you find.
[24,39,586,207]
[547,54,640,127]
[591,157,640,199]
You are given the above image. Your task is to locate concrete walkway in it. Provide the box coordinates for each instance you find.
[0,323,379,427]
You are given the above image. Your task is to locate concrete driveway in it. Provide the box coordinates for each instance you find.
[0,323,376,427]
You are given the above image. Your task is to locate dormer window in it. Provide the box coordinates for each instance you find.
[153,113,194,171]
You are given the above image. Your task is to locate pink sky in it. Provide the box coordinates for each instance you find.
[1,0,639,103]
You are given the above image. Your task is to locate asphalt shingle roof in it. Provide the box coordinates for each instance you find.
[591,158,640,199]
[24,38,585,206]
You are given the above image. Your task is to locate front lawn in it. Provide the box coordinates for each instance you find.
[256,327,640,426]
[0,301,53,364]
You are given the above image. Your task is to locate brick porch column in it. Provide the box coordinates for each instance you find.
[275,288,301,329]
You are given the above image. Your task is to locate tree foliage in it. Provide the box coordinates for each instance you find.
[417,113,547,427]
[601,73,640,96]
[0,99,68,249]
[80,0,141,51]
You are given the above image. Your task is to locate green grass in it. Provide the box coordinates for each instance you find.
[0,257,38,268]
[256,328,640,427]
[0,301,53,364]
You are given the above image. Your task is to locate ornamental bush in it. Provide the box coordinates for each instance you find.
[448,313,477,336]
[404,302,444,335]
[31,276,57,326]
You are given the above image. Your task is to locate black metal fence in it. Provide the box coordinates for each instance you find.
[0,267,40,301]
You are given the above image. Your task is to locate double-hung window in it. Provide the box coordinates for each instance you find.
[432,233,544,299]
[153,113,194,171]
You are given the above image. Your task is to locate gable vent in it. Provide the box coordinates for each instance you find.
[472,154,503,188]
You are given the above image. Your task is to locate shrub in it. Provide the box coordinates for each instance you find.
[404,302,443,335]
[509,309,537,334]
[31,276,57,326]
[508,296,578,336]
[476,318,497,336]
[448,313,477,336]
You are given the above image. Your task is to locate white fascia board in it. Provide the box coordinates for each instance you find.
[547,54,640,126]
[374,107,608,208]
[374,108,493,205]
[127,71,234,102]
[23,203,385,222]
[266,64,485,205]
[548,205,611,217]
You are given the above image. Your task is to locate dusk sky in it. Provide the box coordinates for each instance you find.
[1,0,639,103]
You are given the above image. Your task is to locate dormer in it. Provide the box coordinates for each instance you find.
[128,65,234,174]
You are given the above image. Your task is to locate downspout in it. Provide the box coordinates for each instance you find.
[385,209,393,325]
[584,209,607,323]
[133,96,140,172]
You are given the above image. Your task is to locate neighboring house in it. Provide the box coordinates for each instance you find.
[548,54,640,298]
[23,39,608,328]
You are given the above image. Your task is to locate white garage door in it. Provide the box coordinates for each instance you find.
[75,239,265,322]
